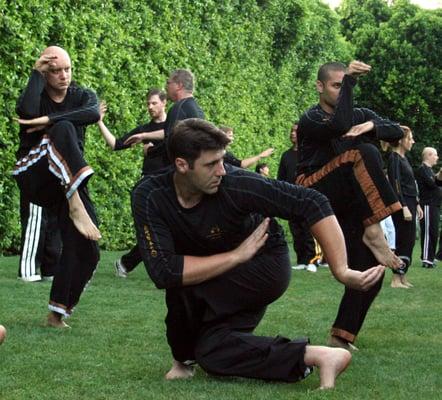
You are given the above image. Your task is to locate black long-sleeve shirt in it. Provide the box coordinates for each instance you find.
[16,70,99,158]
[387,152,418,205]
[277,148,298,183]
[415,164,442,207]
[114,120,165,175]
[132,164,333,289]
[297,75,403,176]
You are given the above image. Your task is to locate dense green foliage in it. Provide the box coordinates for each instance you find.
[339,0,442,165]
[0,0,351,252]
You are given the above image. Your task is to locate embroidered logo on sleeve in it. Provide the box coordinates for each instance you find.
[144,225,158,257]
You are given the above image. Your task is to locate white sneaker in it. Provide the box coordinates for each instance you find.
[18,275,42,282]
[115,259,128,278]
[306,264,317,273]
[292,264,307,270]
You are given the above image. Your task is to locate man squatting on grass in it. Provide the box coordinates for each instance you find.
[13,46,101,328]
[132,118,385,389]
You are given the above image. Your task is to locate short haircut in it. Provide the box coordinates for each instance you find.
[146,88,166,102]
[218,125,233,134]
[169,69,194,92]
[169,118,230,167]
[389,125,411,148]
[255,163,268,174]
[317,62,346,82]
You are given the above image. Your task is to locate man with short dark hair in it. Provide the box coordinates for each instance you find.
[97,88,167,277]
[13,46,101,328]
[296,60,404,349]
[132,118,385,389]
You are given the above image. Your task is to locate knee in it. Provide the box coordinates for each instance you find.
[356,143,381,161]
[50,120,76,136]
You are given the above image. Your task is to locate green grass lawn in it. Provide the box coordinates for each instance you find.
[0,246,441,400]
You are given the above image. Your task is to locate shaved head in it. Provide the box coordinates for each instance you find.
[39,46,72,95]
[41,46,71,62]
[422,147,439,167]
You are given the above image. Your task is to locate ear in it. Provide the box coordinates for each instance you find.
[316,80,323,94]
[175,157,189,173]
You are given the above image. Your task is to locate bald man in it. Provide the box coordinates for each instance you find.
[13,46,101,328]
[415,147,442,268]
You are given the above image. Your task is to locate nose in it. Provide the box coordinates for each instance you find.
[216,161,226,176]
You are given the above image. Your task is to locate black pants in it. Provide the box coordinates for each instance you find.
[330,214,385,343]
[18,194,61,279]
[121,244,142,272]
[297,143,401,226]
[391,196,417,275]
[288,219,317,265]
[14,121,100,316]
[420,205,440,265]
[165,245,312,382]
[297,144,394,343]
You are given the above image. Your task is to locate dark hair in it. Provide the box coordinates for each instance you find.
[317,62,346,82]
[146,88,166,102]
[255,163,268,174]
[218,125,233,134]
[169,118,230,167]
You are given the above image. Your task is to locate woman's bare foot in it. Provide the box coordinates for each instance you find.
[47,312,70,328]
[304,346,352,389]
[391,274,409,289]
[363,224,402,268]
[165,360,195,380]
[68,191,101,241]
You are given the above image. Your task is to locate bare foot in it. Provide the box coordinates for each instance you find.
[363,224,402,268]
[390,274,409,289]
[165,360,195,380]
[47,312,70,329]
[0,324,7,344]
[68,191,101,241]
[304,346,351,389]
[400,275,413,288]
[327,335,359,352]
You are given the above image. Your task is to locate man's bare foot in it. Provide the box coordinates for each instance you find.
[304,346,351,389]
[400,275,413,287]
[391,274,409,289]
[47,312,70,328]
[327,335,359,352]
[362,224,402,268]
[165,360,195,380]
[68,191,101,241]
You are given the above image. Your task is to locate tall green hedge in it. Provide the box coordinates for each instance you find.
[0,0,351,253]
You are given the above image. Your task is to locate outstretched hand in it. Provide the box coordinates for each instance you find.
[342,265,386,291]
[124,133,146,146]
[15,116,50,133]
[343,121,374,138]
[233,218,270,265]
[99,101,107,122]
[260,148,274,158]
[346,60,371,78]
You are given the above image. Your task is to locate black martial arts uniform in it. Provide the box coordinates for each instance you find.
[296,74,403,344]
[13,69,100,317]
[277,147,317,265]
[132,164,334,382]
[415,163,442,266]
[387,152,419,275]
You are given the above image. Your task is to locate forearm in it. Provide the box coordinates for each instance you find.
[182,251,240,286]
[241,154,261,169]
[310,215,348,283]
[138,129,164,141]
[97,121,116,149]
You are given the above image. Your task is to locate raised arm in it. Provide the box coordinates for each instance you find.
[240,147,274,169]
[96,101,116,149]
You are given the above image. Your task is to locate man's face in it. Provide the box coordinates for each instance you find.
[317,70,345,110]
[260,166,270,177]
[166,78,180,102]
[147,94,166,119]
[290,125,298,145]
[45,53,72,92]
[185,149,226,195]
[225,129,234,144]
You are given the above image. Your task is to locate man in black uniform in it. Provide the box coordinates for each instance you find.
[132,118,385,389]
[277,123,317,270]
[415,147,442,268]
[97,88,167,277]
[296,61,404,350]
[13,46,101,328]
